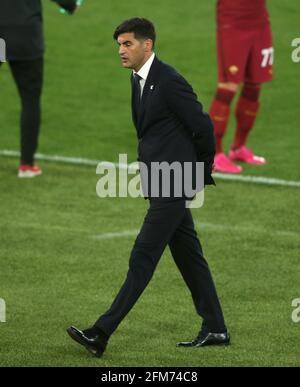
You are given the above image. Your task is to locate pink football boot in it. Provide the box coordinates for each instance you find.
[229,146,266,165]
[214,153,242,174]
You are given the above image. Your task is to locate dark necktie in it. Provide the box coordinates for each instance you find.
[133,73,142,114]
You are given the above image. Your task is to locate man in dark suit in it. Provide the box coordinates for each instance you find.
[67,18,230,358]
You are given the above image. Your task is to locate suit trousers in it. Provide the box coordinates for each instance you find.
[0,57,43,164]
[95,198,226,336]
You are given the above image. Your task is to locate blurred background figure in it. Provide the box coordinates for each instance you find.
[210,0,273,174]
[0,0,78,178]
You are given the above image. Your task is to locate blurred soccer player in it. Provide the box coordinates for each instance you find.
[0,0,78,178]
[210,0,273,173]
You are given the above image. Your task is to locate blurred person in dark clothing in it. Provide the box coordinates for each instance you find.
[0,0,78,177]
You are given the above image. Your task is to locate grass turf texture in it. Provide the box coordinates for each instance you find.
[1,0,300,366]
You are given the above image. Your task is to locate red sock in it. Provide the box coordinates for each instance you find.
[209,88,235,154]
[231,83,261,150]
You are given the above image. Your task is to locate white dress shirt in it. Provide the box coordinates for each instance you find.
[133,53,155,97]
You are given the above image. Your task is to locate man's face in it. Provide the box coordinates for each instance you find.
[117,32,152,72]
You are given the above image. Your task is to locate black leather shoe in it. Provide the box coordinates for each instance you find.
[176,331,230,348]
[67,326,108,357]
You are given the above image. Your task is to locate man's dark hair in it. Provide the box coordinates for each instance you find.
[113,18,156,48]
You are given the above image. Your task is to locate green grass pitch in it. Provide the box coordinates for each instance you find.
[0,0,300,366]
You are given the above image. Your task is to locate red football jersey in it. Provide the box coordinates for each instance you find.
[217,0,270,29]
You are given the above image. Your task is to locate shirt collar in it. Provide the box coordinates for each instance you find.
[133,53,155,81]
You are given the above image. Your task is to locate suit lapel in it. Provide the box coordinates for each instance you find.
[130,57,161,132]
[131,73,138,129]
[138,57,160,126]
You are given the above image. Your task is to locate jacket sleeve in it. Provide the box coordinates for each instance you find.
[162,74,216,170]
[51,0,77,14]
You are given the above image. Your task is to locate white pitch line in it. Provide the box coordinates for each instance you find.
[91,222,298,240]
[212,172,300,188]
[91,230,139,240]
[195,222,298,237]
[1,149,300,188]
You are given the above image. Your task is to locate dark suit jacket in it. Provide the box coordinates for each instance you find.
[131,56,215,198]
